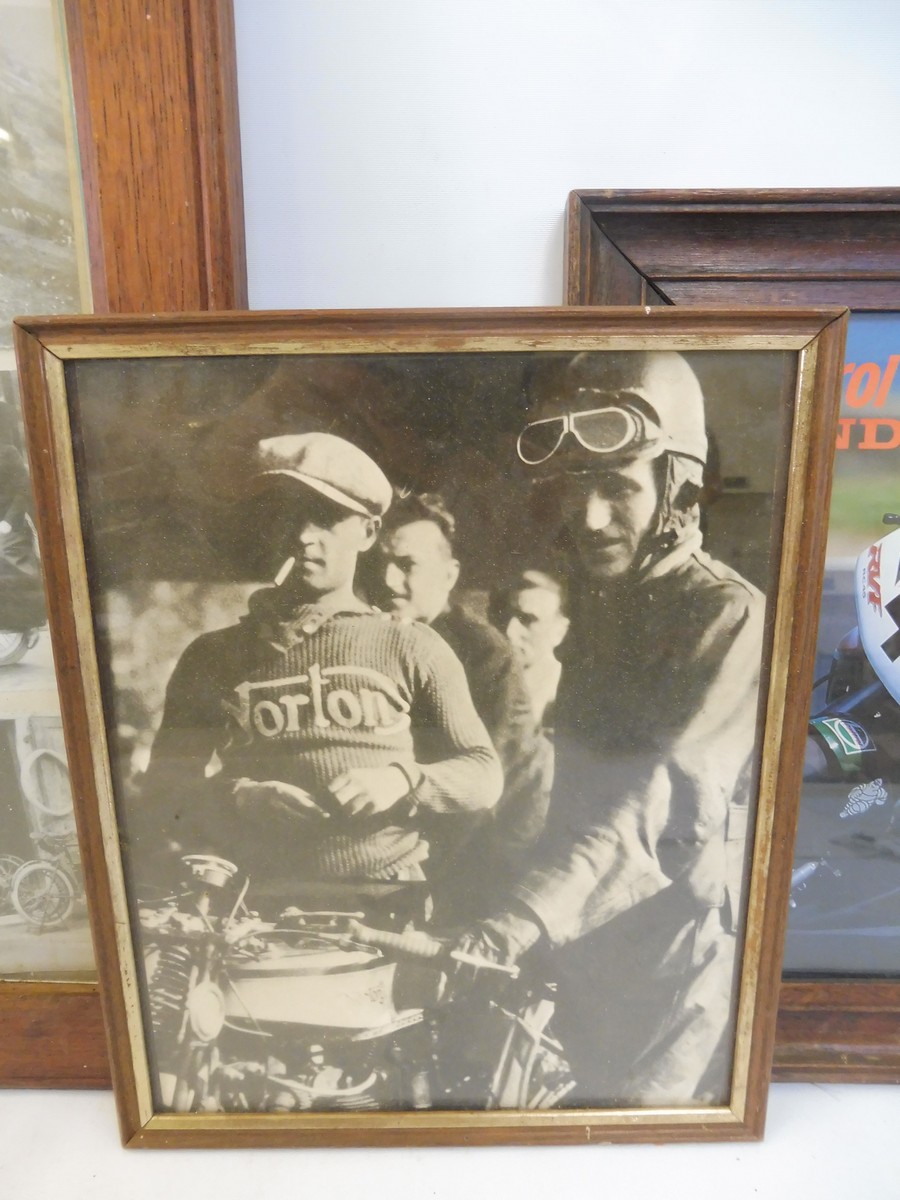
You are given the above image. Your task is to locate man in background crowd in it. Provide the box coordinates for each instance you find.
[459,351,766,1108]
[372,493,550,916]
[491,569,569,735]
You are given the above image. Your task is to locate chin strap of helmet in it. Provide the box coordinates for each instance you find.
[553,450,707,594]
[633,452,704,578]
[658,452,704,540]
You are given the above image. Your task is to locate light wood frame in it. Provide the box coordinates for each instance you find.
[14,306,843,1144]
[565,188,900,1082]
[1,0,246,1089]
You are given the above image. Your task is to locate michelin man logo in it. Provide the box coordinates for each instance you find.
[224,664,411,739]
[840,778,888,819]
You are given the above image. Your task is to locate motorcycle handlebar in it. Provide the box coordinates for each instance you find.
[343,919,519,977]
[343,919,447,961]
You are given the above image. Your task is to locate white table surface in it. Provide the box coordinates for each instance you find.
[1,1082,896,1199]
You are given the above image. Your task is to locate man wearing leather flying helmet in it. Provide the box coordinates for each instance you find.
[516,350,709,581]
[458,351,767,1107]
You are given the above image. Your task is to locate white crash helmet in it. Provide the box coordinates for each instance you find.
[517,351,708,471]
[520,351,710,558]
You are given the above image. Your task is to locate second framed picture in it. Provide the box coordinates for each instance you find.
[15,306,842,1145]
[565,188,900,1080]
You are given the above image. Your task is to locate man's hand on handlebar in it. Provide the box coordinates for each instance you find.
[452,907,544,978]
[339,917,526,1003]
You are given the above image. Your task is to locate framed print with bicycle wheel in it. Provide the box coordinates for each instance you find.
[14,306,842,1145]
[0,0,94,991]
[0,0,247,1089]
[564,188,900,1080]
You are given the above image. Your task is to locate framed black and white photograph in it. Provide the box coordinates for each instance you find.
[0,368,91,978]
[0,0,94,991]
[0,370,93,979]
[14,306,843,1146]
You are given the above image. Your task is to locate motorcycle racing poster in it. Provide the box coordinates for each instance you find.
[786,312,900,976]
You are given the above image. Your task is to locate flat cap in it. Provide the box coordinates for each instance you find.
[253,432,393,517]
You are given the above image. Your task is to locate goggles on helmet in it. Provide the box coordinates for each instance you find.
[516,391,662,467]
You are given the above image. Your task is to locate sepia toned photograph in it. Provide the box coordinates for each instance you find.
[0,0,92,990]
[0,0,87,352]
[0,714,90,975]
[13,308,843,1146]
[0,368,91,978]
[0,369,53,695]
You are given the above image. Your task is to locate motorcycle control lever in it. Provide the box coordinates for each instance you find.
[341,918,520,977]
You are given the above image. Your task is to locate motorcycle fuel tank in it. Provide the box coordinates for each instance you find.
[223,943,426,1029]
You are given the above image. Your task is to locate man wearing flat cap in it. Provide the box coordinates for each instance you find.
[140,431,502,892]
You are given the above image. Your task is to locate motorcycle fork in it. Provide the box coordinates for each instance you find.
[170,937,222,1111]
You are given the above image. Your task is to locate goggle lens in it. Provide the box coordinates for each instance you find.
[572,407,638,453]
[517,405,653,465]
[516,417,566,465]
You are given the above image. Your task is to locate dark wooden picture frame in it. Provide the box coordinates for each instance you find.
[14,306,843,1145]
[565,188,900,1082]
[0,0,246,1089]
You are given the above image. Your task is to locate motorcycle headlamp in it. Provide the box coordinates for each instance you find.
[516,390,662,467]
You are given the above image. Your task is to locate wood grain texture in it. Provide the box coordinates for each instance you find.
[2,0,246,1090]
[775,980,900,1082]
[565,190,900,308]
[0,984,110,1088]
[565,192,666,307]
[63,0,247,313]
[16,303,847,350]
[13,308,844,1144]
[565,188,900,1082]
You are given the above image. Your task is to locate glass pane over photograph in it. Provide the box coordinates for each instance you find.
[0,369,92,977]
[0,0,92,979]
[0,0,88,351]
[66,346,792,1115]
[786,312,900,977]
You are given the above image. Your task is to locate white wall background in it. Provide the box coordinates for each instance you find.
[235,0,900,309]
[7,2,900,1194]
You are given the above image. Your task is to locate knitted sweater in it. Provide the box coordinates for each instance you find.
[140,592,502,880]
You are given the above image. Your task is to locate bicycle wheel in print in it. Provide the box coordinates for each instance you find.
[11,861,75,927]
